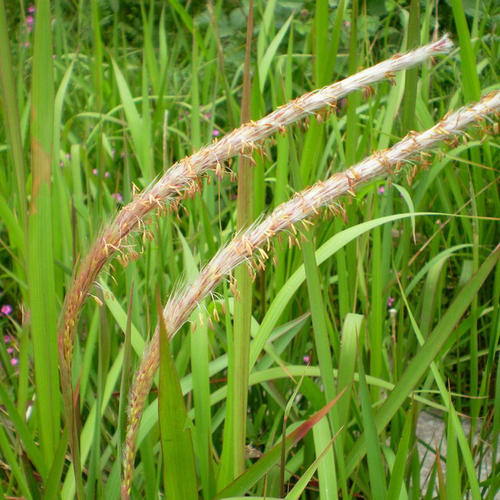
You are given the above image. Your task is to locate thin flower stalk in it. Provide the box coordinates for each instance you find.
[122,91,500,497]
[58,35,453,376]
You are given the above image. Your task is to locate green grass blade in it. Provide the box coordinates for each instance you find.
[285,435,336,500]
[386,406,415,499]
[158,294,198,499]
[231,0,254,479]
[449,0,481,101]
[215,392,344,498]
[445,414,461,499]
[402,0,420,133]
[28,0,61,484]
[400,268,482,499]
[290,119,339,494]
[258,13,293,93]
[166,0,207,57]
[0,382,45,478]
[357,356,387,499]
[44,428,69,500]
[0,195,25,259]
[312,418,338,500]
[191,312,215,499]
[336,311,363,492]
[181,235,215,499]
[346,244,500,476]
[250,214,434,370]
[0,425,32,499]
[0,0,26,222]
[111,58,152,182]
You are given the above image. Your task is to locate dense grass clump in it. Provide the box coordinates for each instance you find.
[0,1,499,499]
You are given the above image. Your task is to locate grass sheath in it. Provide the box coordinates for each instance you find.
[121,91,500,496]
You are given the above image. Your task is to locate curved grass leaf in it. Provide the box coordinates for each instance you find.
[158,292,198,499]
[250,213,436,369]
[215,389,345,498]
[346,244,500,481]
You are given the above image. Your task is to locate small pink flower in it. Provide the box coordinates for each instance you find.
[4,335,10,343]
[378,186,385,194]
[66,153,71,159]
[59,161,64,167]
[303,355,311,364]
[28,5,35,13]
[212,129,220,137]
[112,193,123,203]
[387,297,395,307]
[24,41,30,48]
[26,15,34,26]
[205,112,211,120]
[1,305,13,315]
[93,168,98,175]
[7,347,14,354]
[104,171,110,178]
[10,358,19,367]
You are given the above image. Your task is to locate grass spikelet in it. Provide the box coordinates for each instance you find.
[57,39,456,452]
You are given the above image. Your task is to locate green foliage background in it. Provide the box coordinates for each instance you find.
[0,0,499,498]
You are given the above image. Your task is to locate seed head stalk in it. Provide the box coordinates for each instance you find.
[121,91,500,497]
[63,37,453,486]
[58,35,453,374]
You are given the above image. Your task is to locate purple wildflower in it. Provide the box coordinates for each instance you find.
[212,129,220,137]
[28,5,35,13]
[4,335,10,343]
[10,358,19,367]
[7,347,14,355]
[303,355,311,364]
[378,185,385,194]
[387,297,395,307]
[1,305,13,315]
[112,193,123,203]
[93,168,98,175]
